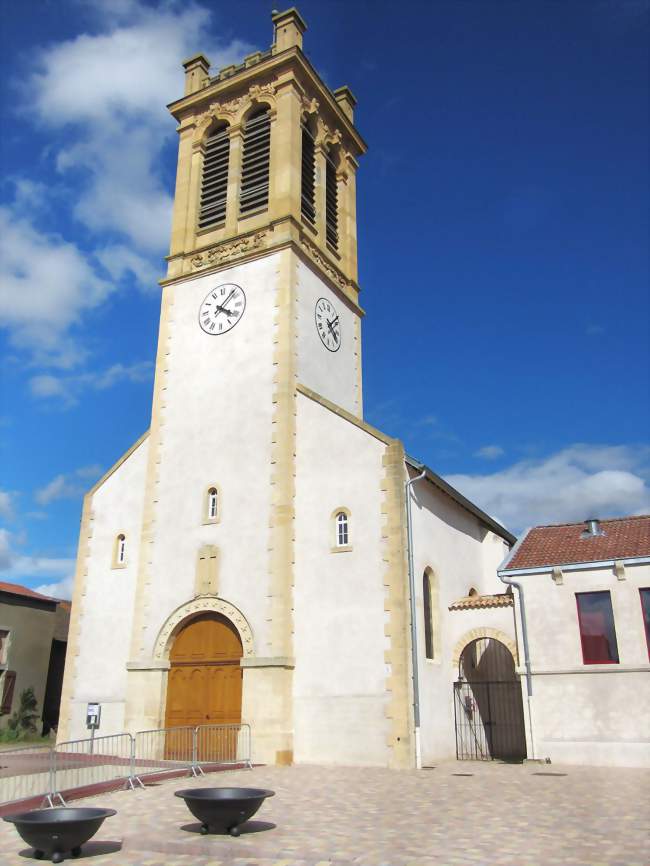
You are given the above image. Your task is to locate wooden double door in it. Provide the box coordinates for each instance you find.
[164,613,243,759]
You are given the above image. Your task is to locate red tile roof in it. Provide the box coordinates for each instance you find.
[0,580,59,603]
[503,515,650,571]
[449,593,514,611]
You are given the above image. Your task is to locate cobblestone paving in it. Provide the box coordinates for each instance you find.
[1,761,648,865]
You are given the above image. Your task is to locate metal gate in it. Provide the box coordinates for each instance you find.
[453,679,526,761]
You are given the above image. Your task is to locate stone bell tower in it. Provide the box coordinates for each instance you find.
[116,8,367,764]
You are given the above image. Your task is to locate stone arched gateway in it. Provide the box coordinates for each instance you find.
[452,629,526,762]
[154,596,254,662]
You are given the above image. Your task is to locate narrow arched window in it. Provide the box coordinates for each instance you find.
[423,571,434,660]
[198,123,230,229]
[336,511,349,547]
[301,119,316,226]
[325,146,338,250]
[239,107,271,216]
[207,487,218,521]
[116,534,126,566]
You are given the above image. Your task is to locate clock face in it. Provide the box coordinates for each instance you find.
[199,283,246,335]
[315,297,341,352]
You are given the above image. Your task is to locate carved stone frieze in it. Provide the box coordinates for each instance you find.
[300,237,348,292]
[153,596,254,660]
[191,231,267,271]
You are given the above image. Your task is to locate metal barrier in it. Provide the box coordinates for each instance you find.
[193,723,252,774]
[52,733,134,802]
[0,723,253,807]
[0,743,61,808]
[131,726,196,786]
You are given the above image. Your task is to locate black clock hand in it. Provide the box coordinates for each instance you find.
[327,317,339,337]
[215,288,238,316]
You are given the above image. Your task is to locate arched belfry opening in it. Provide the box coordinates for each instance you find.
[453,637,526,762]
[164,612,243,730]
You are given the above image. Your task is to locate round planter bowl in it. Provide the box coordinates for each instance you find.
[3,807,117,863]
[174,787,275,836]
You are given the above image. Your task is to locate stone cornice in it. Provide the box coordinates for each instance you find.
[168,46,367,156]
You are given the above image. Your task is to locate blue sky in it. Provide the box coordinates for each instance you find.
[1,0,648,598]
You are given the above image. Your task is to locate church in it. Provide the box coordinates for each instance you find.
[58,8,521,769]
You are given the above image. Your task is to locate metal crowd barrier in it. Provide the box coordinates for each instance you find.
[0,742,62,808]
[0,723,252,808]
[53,733,134,801]
[131,726,196,786]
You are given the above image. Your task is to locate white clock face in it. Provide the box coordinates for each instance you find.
[199,283,246,335]
[315,297,341,352]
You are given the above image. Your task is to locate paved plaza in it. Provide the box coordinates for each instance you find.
[1,761,648,865]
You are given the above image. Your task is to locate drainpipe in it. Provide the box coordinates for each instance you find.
[498,571,535,759]
[405,463,426,769]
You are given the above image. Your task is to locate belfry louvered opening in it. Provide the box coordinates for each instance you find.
[198,124,230,230]
[239,107,271,217]
[325,149,338,250]
[301,121,316,226]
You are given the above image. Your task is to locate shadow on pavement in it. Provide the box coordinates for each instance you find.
[18,841,123,859]
[181,820,276,835]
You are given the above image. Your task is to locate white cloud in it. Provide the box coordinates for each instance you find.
[96,244,160,292]
[0,528,74,595]
[475,445,505,460]
[34,575,75,601]
[446,444,650,533]
[36,465,103,506]
[0,491,14,520]
[0,205,114,367]
[29,1,251,254]
[30,360,153,406]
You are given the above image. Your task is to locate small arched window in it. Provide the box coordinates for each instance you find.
[301,118,316,226]
[423,571,434,660]
[325,146,338,250]
[198,122,230,229]
[207,487,218,521]
[336,511,349,547]
[113,533,126,568]
[239,107,271,217]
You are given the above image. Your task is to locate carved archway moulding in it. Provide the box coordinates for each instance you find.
[192,82,277,145]
[451,627,518,669]
[153,596,254,661]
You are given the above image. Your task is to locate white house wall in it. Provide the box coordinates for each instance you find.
[68,435,149,740]
[409,477,516,763]
[518,561,650,767]
[294,392,389,765]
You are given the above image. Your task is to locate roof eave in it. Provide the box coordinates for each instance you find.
[405,455,517,546]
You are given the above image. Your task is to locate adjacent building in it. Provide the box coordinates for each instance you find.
[499,515,650,767]
[0,582,70,735]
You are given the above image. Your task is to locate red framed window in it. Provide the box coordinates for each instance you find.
[640,589,650,660]
[576,591,619,664]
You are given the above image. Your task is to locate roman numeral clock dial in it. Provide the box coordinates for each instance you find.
[315,297,341,352]
[199,283,246,334]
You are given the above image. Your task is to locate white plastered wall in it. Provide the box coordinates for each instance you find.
[139,253,280,662]
[293,393,389,765]
[409,477,516,764]
[68,436,149,740]
[295,258,360,416]
[516,561,650,767]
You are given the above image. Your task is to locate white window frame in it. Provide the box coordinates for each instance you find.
[331,507,352,553]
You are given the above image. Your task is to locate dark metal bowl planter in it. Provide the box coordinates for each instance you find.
[3,807,117,863]
[175,787,275,836]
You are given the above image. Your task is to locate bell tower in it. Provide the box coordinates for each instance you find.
[165,8,366,352]
[122,9,368,764]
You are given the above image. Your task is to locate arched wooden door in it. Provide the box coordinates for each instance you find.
[165,613,243,731]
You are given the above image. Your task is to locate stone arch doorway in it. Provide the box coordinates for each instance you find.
[164,612,243,731]
[453,637,526,762]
